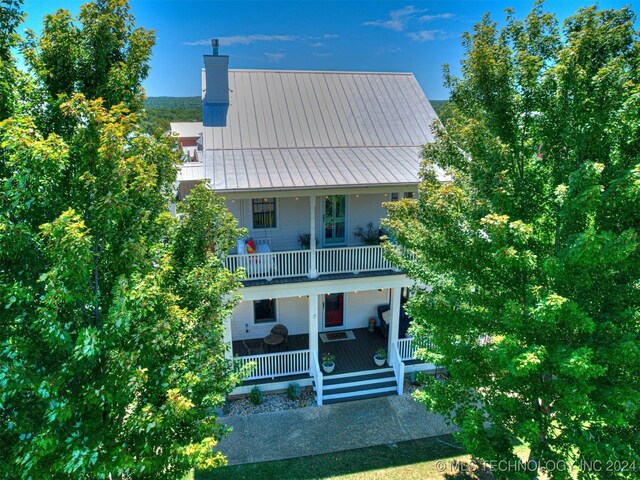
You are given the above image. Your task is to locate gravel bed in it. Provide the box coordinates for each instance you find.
[403,380,420,396]
[224,387,316,416]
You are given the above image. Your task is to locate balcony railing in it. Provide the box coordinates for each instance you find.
[235,349,311,381]
[396,337,434,361]
[225,249,310,280]
[224,245,396,281]
[316,245,393,275]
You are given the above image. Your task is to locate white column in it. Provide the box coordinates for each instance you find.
[309,294,319,354]
[387,288,401,363]
[223,313,233,361]
[309,195,318,278]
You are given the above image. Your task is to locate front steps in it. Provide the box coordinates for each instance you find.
[320,368,398,404]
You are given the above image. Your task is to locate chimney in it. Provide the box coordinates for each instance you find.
[202,38,229,127]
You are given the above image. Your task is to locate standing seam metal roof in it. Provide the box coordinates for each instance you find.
[196,69,442,191]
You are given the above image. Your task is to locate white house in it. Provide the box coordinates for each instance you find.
[172,40,445,404]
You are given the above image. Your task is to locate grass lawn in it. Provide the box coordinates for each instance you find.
[191,434,503,480]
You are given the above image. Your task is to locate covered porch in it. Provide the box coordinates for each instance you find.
[232,327,389,376]
[224,277,433,403]
[222,191,410,283]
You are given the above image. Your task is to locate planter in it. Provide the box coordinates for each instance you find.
[373,355,386,367]
[322,361,335,374]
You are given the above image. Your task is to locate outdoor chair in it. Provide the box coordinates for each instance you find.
[270,324,289,348]
[242,339,265,355]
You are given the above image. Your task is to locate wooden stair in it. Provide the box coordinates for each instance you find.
[319,368,397,404]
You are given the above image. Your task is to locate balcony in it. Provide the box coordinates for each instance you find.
[224,244,397,282]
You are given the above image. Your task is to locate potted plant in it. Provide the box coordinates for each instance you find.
[297,233,318,250]
[373,347,387,367]
[353,222,380,245]
[321,352,336,373]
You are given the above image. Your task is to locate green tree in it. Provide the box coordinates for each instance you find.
[0,1,244,477]
[23,0,154,134]
[384,3,640,479]
[0,0,25,120]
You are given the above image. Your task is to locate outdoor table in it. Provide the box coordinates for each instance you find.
[263,334,284,352]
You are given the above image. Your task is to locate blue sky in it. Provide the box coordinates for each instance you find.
[21,1,634,100]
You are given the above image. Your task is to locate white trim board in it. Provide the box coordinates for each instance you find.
[240,274,412,300]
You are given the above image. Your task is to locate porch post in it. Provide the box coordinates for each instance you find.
[309,294,319,354]
[223,313,233,361]
[309,195,318,278]
[387,288,401,363]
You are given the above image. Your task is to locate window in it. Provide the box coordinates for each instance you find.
[390,193,399,201]
[252,198,277,229]
[403,192,414,199]
[254,299,276,323]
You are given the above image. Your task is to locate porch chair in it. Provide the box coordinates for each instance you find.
[270,324,289,349]
[377,304,412,339]
[242,339,265,355]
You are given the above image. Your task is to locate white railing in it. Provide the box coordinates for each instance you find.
[390,342,405,395]
[316,245,393,275]
[397,337,416,361]
[397,337,433,361]
[225,250,310,280]
[225,245,395,281]
[236,349,310,381]
[310,350,323,406]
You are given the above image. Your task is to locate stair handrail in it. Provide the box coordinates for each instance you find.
[391,341,405,396]
[311,350,323,406]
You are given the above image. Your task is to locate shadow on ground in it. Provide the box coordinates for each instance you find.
[195,434,491,480]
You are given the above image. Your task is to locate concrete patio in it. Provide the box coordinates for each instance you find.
[216,394,458,465]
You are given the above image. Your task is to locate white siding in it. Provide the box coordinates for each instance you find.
[231,297,309,341]
[347,193,388,246]
[230,289,391,340]
[231,196,310,252]
[224,192,403,251]
[345,289,389,329]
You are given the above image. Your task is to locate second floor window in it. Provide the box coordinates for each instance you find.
[252,198,277,229]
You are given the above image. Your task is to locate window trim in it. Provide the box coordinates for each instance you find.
[253,299,277,324]
[251,198,278,230]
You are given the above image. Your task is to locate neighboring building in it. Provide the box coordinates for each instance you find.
[173,40,446,404]
[170,121,203,162]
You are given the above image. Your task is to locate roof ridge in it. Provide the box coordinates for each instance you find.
[201,68,414,76]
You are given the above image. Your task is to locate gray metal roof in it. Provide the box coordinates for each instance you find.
[196,69,441,192]
[205,147,446,191]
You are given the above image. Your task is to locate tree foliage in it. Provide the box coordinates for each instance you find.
[384,3,640,479]
[23,0,154,134]
[0,0,25,120]
[0,1,244,477]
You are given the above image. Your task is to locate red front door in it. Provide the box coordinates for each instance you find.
[324,293,344,329]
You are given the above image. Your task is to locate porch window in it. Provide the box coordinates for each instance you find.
[254,299,277,323]
[252,198,277,229]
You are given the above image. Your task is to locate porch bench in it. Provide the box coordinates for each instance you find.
[377,304,412,339]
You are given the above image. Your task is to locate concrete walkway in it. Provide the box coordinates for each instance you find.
[216,395,458,465]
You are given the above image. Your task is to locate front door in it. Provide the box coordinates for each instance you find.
[324,293,344,329]
[324,195,346,245]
